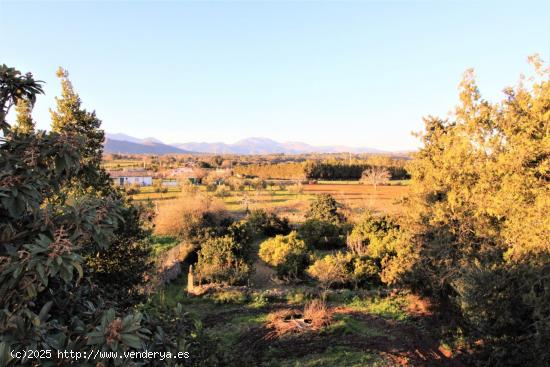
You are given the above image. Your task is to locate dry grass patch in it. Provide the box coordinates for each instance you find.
[266,299,333,338]
[154,191,228,238]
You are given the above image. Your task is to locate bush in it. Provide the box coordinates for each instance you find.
[125,183,141,195]
[346,212,400,284]
[347,212,399,258]
[259,232,310,279]
[298,219,346,250]
[307,252,379,290]
[305,193,344,224]
[154,192,228,243]
[226,219,253,245]
[196,236,253,285]
[215,184,230,197]
[246,209,291,238]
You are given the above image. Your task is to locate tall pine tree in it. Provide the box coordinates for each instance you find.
[13,97,35,134]
[50,67,110,193]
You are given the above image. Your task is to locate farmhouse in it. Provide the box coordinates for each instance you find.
[108,170,154,186]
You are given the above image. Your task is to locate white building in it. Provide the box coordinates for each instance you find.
[108,171,153,186]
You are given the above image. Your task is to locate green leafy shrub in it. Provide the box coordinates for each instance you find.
[305,193,344,224]
[307,252,379,290]
[226,219,253,245]
[246,209,291,238]
[346,212,400,283]
[196,236,253,285]
[258,232,310,279]
[298,219,346,249]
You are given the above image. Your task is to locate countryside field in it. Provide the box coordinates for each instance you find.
[3,2,548,366]
[131,181,409,221]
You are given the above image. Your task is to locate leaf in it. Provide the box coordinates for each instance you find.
[73,262,83,282]
[121,334,143,349]
[36,262,48,286]
[38,301,53,322]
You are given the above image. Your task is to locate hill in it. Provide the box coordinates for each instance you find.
[104,138,193,155]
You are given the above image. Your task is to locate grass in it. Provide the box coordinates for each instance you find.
[150,235,179,256]
[265,346,386,367]
[325,314,386,338]
[128,181,408,219]
[346,295,409,321]
[209,289,249,304]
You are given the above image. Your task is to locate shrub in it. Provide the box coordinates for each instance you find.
[298,219,346,250]
[307,252,379,290]
[154,192,228,243]
[246,209,291,238]
[125,183,141,195]
[215,184,230,198]
[226,219,253,245]
[347,212,399,257]
[259,232,310,279]
[305,193,344,224]
[196,236,253,285]
[307,252,351,291]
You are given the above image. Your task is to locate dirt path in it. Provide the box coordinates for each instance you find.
[248,239,280,289]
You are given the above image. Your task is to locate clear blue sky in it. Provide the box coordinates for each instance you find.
[1,1,549,151]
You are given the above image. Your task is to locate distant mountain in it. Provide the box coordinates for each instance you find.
[106,133,163,145]
[106,133,387,155]
[104,138,193,155]
[174,137,386,154]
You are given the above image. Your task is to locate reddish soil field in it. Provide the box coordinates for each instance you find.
[303,183,409,215]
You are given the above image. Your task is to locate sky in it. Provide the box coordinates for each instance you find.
[1,0,549,151]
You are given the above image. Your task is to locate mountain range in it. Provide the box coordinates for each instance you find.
[104,133,386,155]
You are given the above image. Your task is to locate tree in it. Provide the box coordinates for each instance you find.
[192,167,207,183]
[0,66,191,365]
[50,67,107,193]
[307,252,350,293]
[389,57,550,365]
[298,219,345,250]
[305,193,343,224]
[360,166,390,189]
[196,235,253,285]
[13,98,35,134]
[0,64,43,133]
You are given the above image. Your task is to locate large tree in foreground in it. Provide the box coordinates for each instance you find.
[388,56,549,366]
[0,66,207,366]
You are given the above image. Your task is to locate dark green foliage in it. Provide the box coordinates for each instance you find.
[0,64,44,133]
[346,212,399,280]
[298,219,346,250]
[246,209,291,238]
[0,65,196,365]
[196,235,254,285]
[303,161,410,180]
[452,262,550,366]
[86,201,155,308]
[305,194,344,224]
[141,303,220,366]
[226,219,253,245]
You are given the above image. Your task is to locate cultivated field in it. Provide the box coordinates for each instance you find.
[131,182,409,222]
